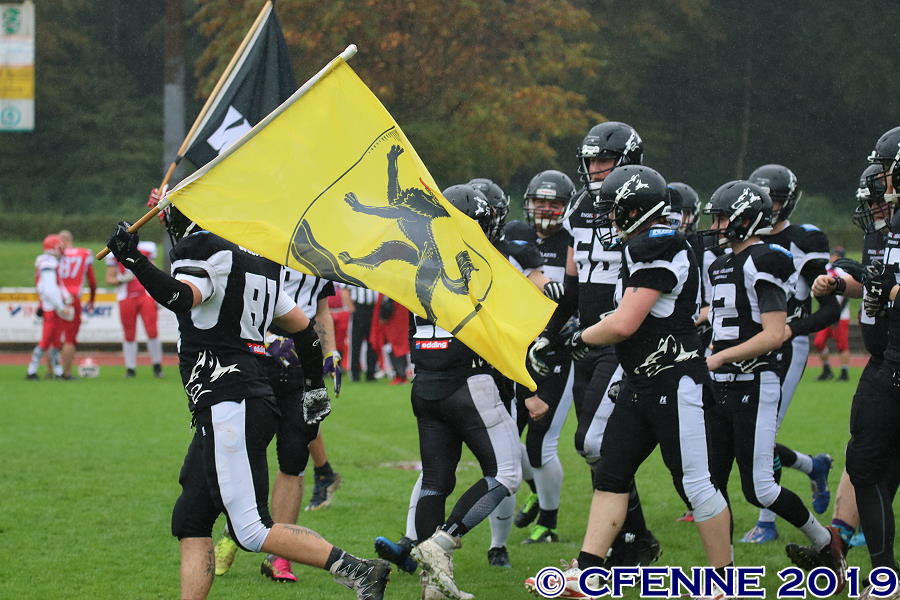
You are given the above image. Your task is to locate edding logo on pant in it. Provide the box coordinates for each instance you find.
[415,340,449,350]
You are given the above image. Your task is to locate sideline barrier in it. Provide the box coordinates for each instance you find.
[0,287,179,343]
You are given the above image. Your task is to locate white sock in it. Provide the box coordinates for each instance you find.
[27,346,44,375]
[123,341,138,369]
[147,337,163,365]
[792,452,814,475]
[758,508,777,524]
[800,513,832,550]
[520,443,533,482]
[48,348,63,376]
[489,494,515,548]
[405,473,422,541]
[533,455,564,511]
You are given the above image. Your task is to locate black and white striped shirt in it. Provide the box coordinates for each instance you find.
[345,285,378,306]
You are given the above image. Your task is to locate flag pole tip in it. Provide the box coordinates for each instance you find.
[341,44,358,61]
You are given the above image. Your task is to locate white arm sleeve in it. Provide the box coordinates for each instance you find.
[274,287,297,318]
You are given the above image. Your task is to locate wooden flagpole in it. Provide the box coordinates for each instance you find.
[97,1,273,260]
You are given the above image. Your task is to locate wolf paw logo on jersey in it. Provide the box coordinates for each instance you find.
[636,335,699,378]
[185,350,240,404]
[615,174,650,202]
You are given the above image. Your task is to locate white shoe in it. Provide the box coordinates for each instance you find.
[860,583,900,600]
[410,531,474,600]
[523,560,602,599]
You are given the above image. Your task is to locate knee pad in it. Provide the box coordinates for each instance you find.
[275,432,311,476]
[171,493,216,541]
[691,490,728,522]
[591,461,631,494]
[743,478,781,508]
[494,455,522,495]
[229,515,272,553]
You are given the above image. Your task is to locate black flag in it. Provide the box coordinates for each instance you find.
[184,5,296,168]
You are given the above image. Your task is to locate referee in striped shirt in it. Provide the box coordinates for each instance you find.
[343,285,379,382]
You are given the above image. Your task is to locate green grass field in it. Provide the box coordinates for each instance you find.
[0,363,892,599]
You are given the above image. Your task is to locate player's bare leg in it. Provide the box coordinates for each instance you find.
[696,508,733,567]
[61,342,76,378]
[180,537,215,600]
[262,472,305,582]
[580,490,629,559]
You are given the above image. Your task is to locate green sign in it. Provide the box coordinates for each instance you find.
[2,7,21,35]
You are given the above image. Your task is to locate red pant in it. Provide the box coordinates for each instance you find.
[332,310,350,360]
[39,310,63,350]
[119,295,158,341]
[60,302,82,345]
[814,319,850,352]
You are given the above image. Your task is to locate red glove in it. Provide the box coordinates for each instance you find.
[149,185,168,224]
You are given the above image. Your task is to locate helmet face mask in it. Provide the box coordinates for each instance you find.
[853,163,892,234]
[163,205,196,246]
[698,181,773,246]
[523,170,575,236]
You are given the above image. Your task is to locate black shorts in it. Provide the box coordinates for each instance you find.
[171,397,278,552]
[573,345,620,461]
[271,365,319,476]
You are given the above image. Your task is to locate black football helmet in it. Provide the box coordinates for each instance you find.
[160,202,196,246]
[524,170,575,235]
[468,178,509,242]
[699,180,773,245]
[748,164,800,223]
[867,126,900,203]
[443,184,492,234]
[595,165,669,245]
[666,182,700,233]
[576,121,643,199]
[853,163,891,234]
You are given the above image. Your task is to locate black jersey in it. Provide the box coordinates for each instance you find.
[536,227,572,284]
[860,230,888,357]
[409,314,491,399]
[708,242,794,374]
[614,226,706,390]
[171,232,294,411]
[765,223,830,322]
[498,223,545,274]
[564,188,621,325]
[877,231,900,366]
[281,267,334,319]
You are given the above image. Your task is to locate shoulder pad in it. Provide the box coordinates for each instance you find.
[627,228,683,263]
[767,243,793,258]
[800,223,821,232]
[796,226,830,254]
[756,245,795,279]
[171,230,227,261]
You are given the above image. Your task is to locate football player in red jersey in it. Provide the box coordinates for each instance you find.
[104,239,163,377]
[26,234,74,380]
[57,230,97,379]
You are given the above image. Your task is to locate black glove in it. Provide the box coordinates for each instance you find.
[35,306,43,319]
[543,281,565,302]
[527,336,552,377]
[862,260,895,318]
[106,221,141,262]
[302,385,331,424]
[565,329,591,362]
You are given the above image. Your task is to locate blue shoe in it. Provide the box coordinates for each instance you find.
[374,535,417,573]
[739,521,779,543]
[849,530,867,548]
[809,453,833,514]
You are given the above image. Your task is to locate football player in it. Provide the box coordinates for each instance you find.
[738,164,839,543]
[700,180,846,590]
[213,265,342,584]
[804,127,900,595]
[544,166,732,592]
[104,236,163,377]
[512,170,577,545]
[401,184,522,600]
[57,230,97,379]
[26,234,74,380]
[666,182,701,235]
[104,208,389,600]
[561,121,660,565]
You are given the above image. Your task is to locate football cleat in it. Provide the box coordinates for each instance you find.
[213,533,239,576]
[515,492,539,528]
[410,531,473,600]
[739,521,779,544]
[152,363,164,378]
[330,554,391,600]
[374,535,417,573]
[809,454,833,514]
[260,555,298,583]
[25,373,39,381]
[785,527,847,594]
[307,471,342,511]
[487,545,511,568]
[849,530,867,547]
[524,560,602,599]
[522,524,559,544]
[125,368,136,378]
[606,531,662,567]
[860,582,900,600]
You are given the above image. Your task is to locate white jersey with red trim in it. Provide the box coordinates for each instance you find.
[34,253,71,311]
[59,247,93,298]
[104,241,157,301]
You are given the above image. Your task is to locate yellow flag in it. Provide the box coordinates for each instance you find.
[167,49,554,390]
